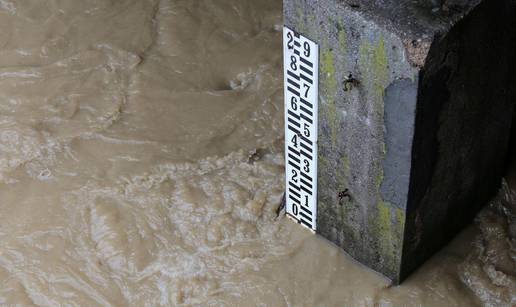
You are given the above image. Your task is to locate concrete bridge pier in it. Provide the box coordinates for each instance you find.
[283,0,516,283]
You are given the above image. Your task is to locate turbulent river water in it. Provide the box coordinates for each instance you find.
[0,0,514,306]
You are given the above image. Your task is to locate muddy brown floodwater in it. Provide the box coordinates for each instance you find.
[0,0,514,306]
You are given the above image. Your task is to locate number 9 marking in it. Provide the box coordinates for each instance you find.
[303,41,310,57]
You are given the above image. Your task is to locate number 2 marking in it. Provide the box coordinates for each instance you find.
[291,169,298,183]
[287,32,294,50]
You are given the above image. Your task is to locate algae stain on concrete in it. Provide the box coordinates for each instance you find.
[358,36,390,199]
[377,203,406,275]
[291,1,317,38]
[340,155,350,180]
[306,13,316,38]
[395,207,406,240]
[318,154,330,190]
[376,201,395,268]
[358,35,403,274]
[359,37,389,118]
[320,47,339,148]
[358,36,390,191]
[372,38,389,119]
[337,21,346,56]
[294,5,306,34]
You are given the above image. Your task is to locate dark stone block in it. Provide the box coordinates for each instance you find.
[284,0,516,283]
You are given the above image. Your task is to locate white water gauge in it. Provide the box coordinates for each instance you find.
[283,26,319,231]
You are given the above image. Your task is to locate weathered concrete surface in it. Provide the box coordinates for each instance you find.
[284,0,516,283]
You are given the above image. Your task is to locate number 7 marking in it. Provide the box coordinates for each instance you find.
[303,83,310,98]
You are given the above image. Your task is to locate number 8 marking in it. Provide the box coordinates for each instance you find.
[290,55,297,71]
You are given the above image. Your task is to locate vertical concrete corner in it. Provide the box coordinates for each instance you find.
[284,0,516,283]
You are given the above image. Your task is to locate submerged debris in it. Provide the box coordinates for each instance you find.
[276,192,286,218]
[248,148,269,164]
